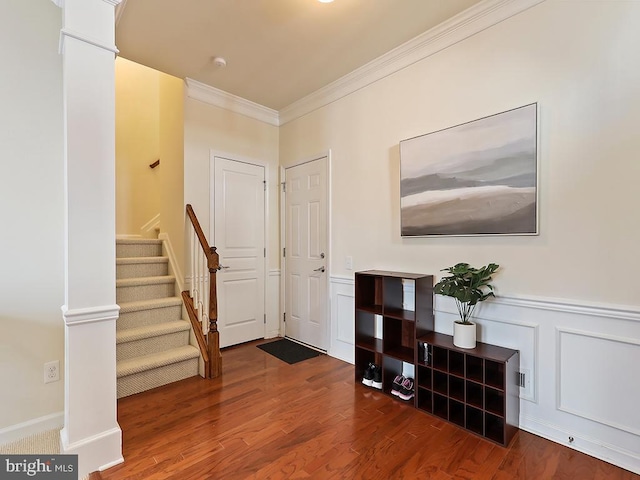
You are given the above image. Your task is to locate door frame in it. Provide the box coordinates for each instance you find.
[280,150,332,350]
[209,149,269,342]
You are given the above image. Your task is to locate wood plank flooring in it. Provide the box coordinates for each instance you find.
[95,340,638,480]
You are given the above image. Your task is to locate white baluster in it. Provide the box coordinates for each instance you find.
[190,226,195,297]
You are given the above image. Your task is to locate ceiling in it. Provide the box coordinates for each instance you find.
[115,0,481,111]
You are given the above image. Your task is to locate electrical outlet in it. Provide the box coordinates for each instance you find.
[44,360,60,384]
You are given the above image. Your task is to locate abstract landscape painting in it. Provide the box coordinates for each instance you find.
[400,103,538,236]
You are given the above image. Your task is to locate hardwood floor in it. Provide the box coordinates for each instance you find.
[95,340,638,480]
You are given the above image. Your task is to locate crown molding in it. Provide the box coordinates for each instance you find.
[185,78,280,127]
[279,0,545,125]
[115,0,128,25]
[51,0,122,6]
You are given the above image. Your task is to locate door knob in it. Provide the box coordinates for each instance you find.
[313,266,325,273]
[218,264,230,270]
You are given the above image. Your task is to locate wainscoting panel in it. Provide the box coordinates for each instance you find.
[328,275,640,474]
[329,277,355,363]
[557,328,640,436]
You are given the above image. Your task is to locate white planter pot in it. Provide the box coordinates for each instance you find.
[453,322,476,349]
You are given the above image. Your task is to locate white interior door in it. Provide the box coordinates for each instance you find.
[213,156,265,348]
[284,157,328,350]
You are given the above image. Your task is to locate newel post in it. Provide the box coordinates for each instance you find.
[208,246,222,378]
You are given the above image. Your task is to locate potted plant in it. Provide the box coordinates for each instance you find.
[434,262,500,349]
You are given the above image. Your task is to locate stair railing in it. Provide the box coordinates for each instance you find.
[183,204,222,378]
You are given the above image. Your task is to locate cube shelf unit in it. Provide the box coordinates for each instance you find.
[416,331,520,446]
[354,270,434,399]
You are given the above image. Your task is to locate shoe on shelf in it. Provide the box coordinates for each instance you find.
[391,375,405,396]
[398,377,415,401]
[371,365,382,390]
[362,362,375,387]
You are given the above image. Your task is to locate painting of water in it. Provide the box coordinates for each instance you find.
[400,103,538,236]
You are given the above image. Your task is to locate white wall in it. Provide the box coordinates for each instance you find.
[184,97,280,336]
[282,1,640,474]
[0,0,65,437]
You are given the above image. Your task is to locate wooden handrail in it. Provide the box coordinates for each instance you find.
[181,290,210,364]
[186,204,219,272]
[184,204,222,379]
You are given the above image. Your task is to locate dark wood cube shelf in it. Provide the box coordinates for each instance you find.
[355,270,520,447]
[354,270,434,398]
[416,331,520,446]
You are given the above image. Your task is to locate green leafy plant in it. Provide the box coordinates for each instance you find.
[434,263,500,325]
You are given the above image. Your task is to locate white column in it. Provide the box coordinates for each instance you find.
[55,0,123,477]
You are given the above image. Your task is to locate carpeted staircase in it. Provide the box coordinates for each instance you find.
[116,238,199,398]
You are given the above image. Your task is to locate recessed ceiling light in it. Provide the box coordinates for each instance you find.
[318,0,334,3]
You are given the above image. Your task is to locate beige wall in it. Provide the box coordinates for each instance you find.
[159,75,186,273]
[280,1,640,306]
[0,0,64,430]
[184,99,280,269]
[115,57,160,236]
[116,59,185,273]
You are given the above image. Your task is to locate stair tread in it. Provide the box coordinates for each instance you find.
[118,297,182,313]
[117,345,200,378]
[116,275,175,287]
[117,320,191,344]
[116,239,163,245]
[117,256,169,265]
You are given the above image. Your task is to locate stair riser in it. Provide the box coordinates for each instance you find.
[117,243,163,258]
[117,283,174,303]
[117,262,169,279]
[117,331,191,361]
[117,358,199,398]
[117,305,183,330]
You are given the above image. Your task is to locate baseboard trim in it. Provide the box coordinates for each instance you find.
[116,234,142,240]
[61,426,123,479]
[328,347,353,365]
[140,213,160,237]
[99,457,125,472]
[158,233,185,293]
[0,412,64,446]
[520,415,640,475]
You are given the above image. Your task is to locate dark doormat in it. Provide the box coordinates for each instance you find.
[257,338,323,364]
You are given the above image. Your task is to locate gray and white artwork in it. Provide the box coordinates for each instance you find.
[400,103,538,236]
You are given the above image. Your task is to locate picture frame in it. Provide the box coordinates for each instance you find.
[399,103,538,237]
